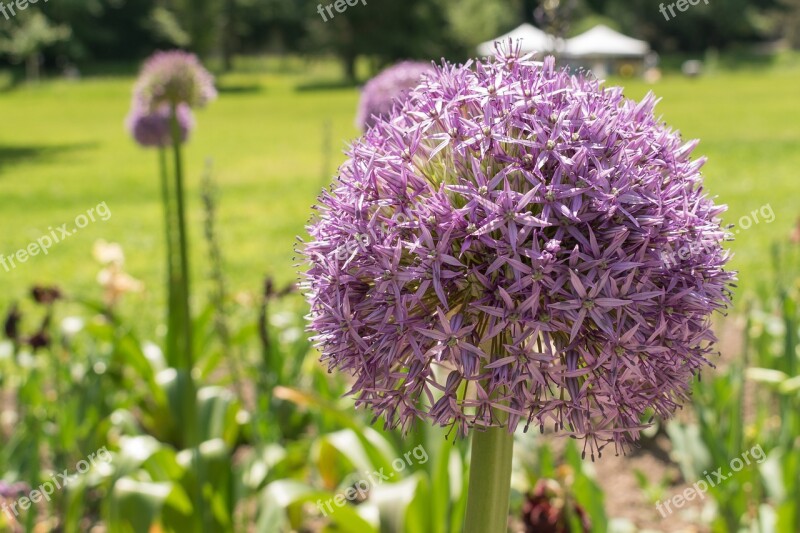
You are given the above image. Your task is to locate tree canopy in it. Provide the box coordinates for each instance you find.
[0,0,795,77]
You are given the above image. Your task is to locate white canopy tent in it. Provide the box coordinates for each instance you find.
[476,23,558,56]
[476,23,653,78]
[564,25,650,58]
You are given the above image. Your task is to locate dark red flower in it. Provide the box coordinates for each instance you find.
[521,479,591,533]
[3,304,21,341]
[31,285,63,305]
[27,315,52,351]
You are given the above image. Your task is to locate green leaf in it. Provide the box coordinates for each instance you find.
[777,374,800,395]
[197,386,241,447]
[259,480,375,533]
[428,438,452,533]
[666,422,711,480]
[371,475,421,533]
[757,503,777,533]
[564,440,607,533]
[745,368,789,385]
[760,450,786,501]
[241,444,287,491]
[445,433,469,533]
[112,435,165,477]
[314,428,391,488]
[108,478,172,533]
[142,368,198,448]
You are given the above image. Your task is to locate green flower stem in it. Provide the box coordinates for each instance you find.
[158,147,179,365]
[169,104,193,370]
[464,425,515,533]
[168,105,207,532]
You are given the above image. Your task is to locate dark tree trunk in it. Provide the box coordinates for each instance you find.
[342,51,357,83]
[222,0,236,72]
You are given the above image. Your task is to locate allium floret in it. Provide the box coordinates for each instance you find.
[303,43,734,455]
[126,102,194,148]
[356,60,435,131]
[133,50,217,111]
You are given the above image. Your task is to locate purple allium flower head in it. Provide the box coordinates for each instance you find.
[133,50,217,111]
[356,60,435,131]
[302,43,735,455]
[126,102,194,148]
[0,481,29,499]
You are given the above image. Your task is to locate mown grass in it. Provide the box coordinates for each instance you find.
[0,56,797,332]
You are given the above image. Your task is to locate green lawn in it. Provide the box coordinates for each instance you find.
[0,57,798,329]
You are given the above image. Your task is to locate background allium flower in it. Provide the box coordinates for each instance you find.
[356,60,435,130]
[0,481,29,499]
[133,50,217,110]
[303,44,734,454]
[126,102,194,148]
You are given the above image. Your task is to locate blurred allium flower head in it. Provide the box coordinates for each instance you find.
[126,102,194,148]
[303,43,734,454]
[133,50,217,110]
[0,481,29,499]
[356,60,435,131]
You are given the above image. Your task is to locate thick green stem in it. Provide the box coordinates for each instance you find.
[169,105,193,370]
[464,426,515,533]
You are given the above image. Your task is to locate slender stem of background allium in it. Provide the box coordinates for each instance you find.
[168,105,207,531]
[464,425,515,533]
[158,147,179,366]
[169,103,193,370]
